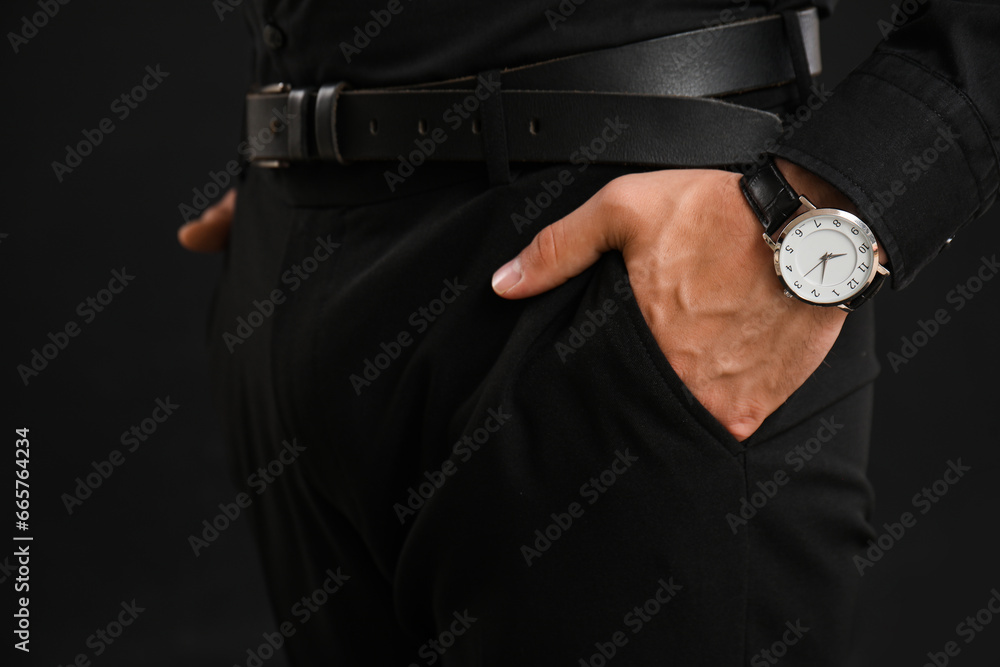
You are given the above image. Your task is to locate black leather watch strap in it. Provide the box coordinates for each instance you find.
[843,271,886,312]
[740,156,802,236]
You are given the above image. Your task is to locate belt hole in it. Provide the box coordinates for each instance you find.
[529,118,540,135]
[369,118,379,135]
[471,118,481,134]
[268,118,281,133]
[417,118,428,135]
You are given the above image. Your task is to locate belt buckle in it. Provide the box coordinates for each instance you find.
[250,81,351,168]
[253,83,292,168]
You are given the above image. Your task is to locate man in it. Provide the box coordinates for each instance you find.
[181,1,999,664]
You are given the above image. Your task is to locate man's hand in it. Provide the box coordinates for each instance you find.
[491,162,853,441]
[177,188,235,253]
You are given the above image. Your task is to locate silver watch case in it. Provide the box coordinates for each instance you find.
[763,196,890,311]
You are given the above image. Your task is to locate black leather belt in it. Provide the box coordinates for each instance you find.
[245,8,820,172]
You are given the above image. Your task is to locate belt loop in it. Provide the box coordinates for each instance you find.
[478,69,511,186]
[315,82,351,165]
[287,87,315,161]
[781,10,814,106]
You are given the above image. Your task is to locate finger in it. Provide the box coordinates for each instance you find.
[491,186,625,299]
[177,188,236,253]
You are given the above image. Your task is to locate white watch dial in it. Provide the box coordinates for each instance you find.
[777,211,879,305]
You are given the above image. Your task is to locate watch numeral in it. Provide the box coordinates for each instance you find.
[794,228,803,237]
[793,280,803,289]
[814,220,822,228]
[832,219,841,227]
[859,243,869,254]
[858,262,869,272]
[847,279,859,289]
[811,289,821,297]
[832,289,840,297]
[850,227,860,235]
[785,264,793,272]
[784,244,794,253]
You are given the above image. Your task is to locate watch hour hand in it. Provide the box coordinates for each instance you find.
[822,253,846,284]
[802,252,832,278]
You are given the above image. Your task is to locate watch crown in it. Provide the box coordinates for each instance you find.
[783,289,794,299]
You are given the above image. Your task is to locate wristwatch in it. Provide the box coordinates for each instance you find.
[740,157,890,312]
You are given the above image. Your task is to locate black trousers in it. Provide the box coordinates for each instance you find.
[208,157,880,666]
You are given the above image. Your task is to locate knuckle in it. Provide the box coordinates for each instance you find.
[530,224,562,268]
[595,175,639,212]
[593,175,647,242]
[721,400,768,440]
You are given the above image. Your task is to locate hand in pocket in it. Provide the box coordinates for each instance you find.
[492,166,851,441]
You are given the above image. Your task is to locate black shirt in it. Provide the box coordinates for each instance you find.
[241,0,999,289]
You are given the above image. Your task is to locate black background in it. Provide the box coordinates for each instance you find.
[3,1,998,665]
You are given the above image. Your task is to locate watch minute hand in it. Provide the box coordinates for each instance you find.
[802,252,832,278]
[823,252,846,283]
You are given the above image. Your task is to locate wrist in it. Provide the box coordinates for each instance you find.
[740,157,891,310]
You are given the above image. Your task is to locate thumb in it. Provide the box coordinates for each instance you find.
[491,191,622,299]
[178,188,236,253]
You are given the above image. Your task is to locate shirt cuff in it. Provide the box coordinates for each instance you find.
[772,51,999,289]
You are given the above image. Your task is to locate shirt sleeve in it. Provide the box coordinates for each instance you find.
[771,0,1000,289]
